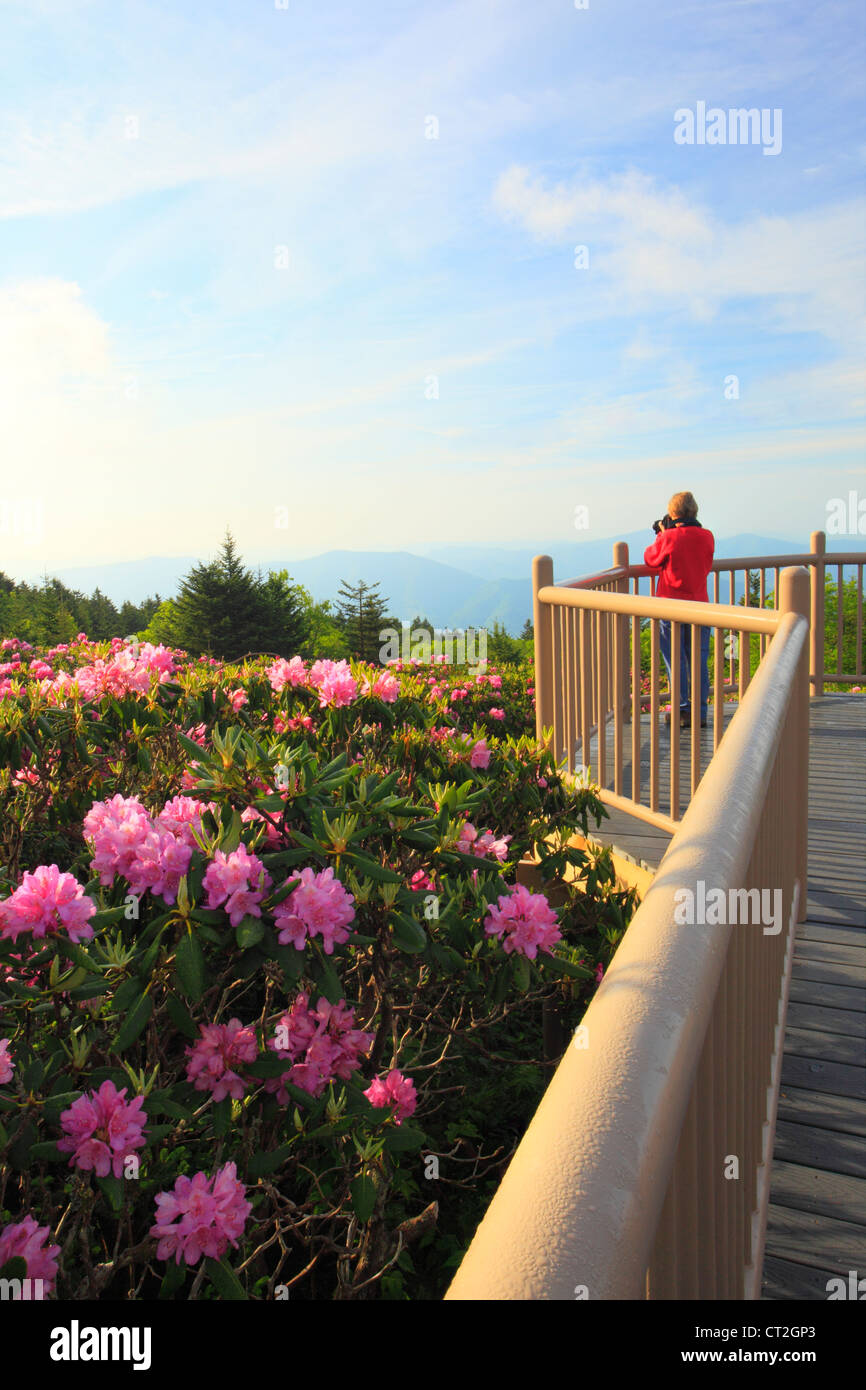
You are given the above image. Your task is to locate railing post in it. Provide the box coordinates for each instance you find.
[613,541,630,718]
[779,566,810,919]
[810,531,825,697]
[533,555,554,746]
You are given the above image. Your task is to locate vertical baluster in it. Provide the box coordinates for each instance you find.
[552,606,563,768]
[632,613,641,802]
[858,565,864,681]
[564,602,573,775]
[613,608,623,795]
[837,563,844,678]
[597,609,607,789]
[670,619,680,820]
[714,626,724,751]
[650,619,660,813]
[691,623,701,796]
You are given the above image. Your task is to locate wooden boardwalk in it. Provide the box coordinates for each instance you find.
[582,695,866,1300]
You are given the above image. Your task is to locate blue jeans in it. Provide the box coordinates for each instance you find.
[660,622,710,719]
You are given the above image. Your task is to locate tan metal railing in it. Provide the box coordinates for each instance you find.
[446,567,811,1301]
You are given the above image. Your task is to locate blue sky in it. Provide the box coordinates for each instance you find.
[1,0,864,579]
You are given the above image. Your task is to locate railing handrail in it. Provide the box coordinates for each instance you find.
[446,596,809,1301]
[536,584,782,633]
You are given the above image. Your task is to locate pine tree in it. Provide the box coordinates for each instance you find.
[335,580,390,664]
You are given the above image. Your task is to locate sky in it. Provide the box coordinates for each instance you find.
[1,0,864,581]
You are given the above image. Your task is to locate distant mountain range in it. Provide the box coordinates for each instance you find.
[18,533,863,635]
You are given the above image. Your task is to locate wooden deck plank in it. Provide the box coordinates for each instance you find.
[785,1001,866,1039]
[764,1205,866,1277]
[761,1254,850,1300]
[782,1026,865,1068]
[780,1053,866,1100]
[777,1086,866,1136]
[772,1119,866,1178]
[767,1159,866,1226]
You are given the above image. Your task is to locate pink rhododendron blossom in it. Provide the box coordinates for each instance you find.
[151,1162,251,1267]
[456,823,511,863]
[488,674,502,689]
[469,739,491,769]
[267,656,308,693]
[308,659,357,708]
[202,844,272,927]
[364,1069,418,1125]
[408,869,433,892]
[361,672,400,702]
[0,865,96,944]
[227,687,248,711]
[484,883,562,960]
[84,795,198,906]
[0,1038,13,1084]
[273,866,355,954]
[595,962,605,984]
[488,707,505,721]
[0,1218,60,1295]
[58,1080,147,1178]
[266,993,373,1101]
[185,1019,258,1101]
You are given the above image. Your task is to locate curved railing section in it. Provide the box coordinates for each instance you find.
[445,558,818,1301]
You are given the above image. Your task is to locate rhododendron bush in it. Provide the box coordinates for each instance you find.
[0,635,636,1299]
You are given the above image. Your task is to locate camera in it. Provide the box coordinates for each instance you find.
[652,514,677,534]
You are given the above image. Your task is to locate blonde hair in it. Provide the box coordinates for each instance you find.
[668,490,698,520]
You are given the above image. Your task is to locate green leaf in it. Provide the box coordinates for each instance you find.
[212,1097,231,1136]
[165,991,199,1040]
[89,906,128,929]
[390,912,427,954]
[112,991,153,1052]
[512,953,531,992]
[344,853,403,884]
[174,931,206,1002]
[28,1141,65,1163]
[537,951,594,981]
[383,1124,425,1153]
[159,1260,187,1299]
[246,1054,289,1079]
[235,915,265,950]
[205,1257,247,1300]
[0,1257,27,1281]
[351,1174,377,1223]
[247,1143,293,1178]
[97,1175,124,1212]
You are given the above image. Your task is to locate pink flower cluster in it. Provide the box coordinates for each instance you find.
[185,1019,259,1101]
[457,822,512,863]
[273,867,355,954]
[58,1080,148,1178]
[484,883,562,960]
[308,659,357,708]
[0,1218,60,1295]
[150,1162,251,1267]
[0,865,96,945]
[364,1069,418,1125]
[266,993,373,1101]
[360,672,400,702]
[40,640,176,704]
[267,656,308,693]
[0,1038,13,1084]
[84,794,212,907]
[202,844,272,928]
[469,738,491,770]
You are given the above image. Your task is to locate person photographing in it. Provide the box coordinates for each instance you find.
[643,491,715,728]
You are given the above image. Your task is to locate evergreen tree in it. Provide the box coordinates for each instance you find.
[171,532,310,660]
[335,580,390,664]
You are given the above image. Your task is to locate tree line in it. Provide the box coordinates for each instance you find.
[0,531,534,665]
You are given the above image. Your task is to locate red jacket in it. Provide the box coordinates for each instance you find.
[643,524,715,602]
